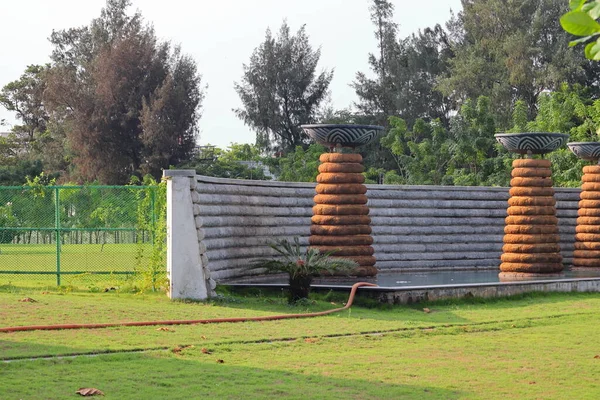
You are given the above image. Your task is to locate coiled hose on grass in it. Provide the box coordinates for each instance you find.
[0,282,377,333]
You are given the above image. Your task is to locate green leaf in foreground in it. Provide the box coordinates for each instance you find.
[570,0,586,11]
[583,1,600,19]
[585,38,600,60]
[560,11,600,36]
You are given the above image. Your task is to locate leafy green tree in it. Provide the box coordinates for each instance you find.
[0,159,51,186]
[183,143,271,180]
[0,65,49,144]
[275,144,325,182]
[547,148,583,188]
[380,117,453,185]
[510,99,530,133]
[353,1,452,126]
[234,22,333,154]
[525,84,598,187]
[0,134,21,167]
[440,0,599,128]
[526,84,593,139]
[220,143,264,163]
[379,96,512,187]
[0,66,72,180]
[447,96,508,186]
[400,26,455,126]
[353,0,399,120]
[363,167,404,185]
[29,120,72,178]
[7,174,57,244]
[0,203,18,243]
[0,65,64,179]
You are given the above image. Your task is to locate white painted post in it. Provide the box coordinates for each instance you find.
[164,170,209,300]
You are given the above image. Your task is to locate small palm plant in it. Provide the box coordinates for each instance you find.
[253,237,358,303]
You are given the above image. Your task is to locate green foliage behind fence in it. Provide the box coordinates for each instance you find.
[0,184,165,289]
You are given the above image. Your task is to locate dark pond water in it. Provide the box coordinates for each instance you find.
[363,268,600,288]
[230,268,600,289]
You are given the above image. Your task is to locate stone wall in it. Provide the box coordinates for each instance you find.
[190,175,579,282]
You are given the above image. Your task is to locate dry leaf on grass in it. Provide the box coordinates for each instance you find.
[304,338,319,343]
[201,335,207,340]
[594,355,600,359]
[201,348,212,354]
[423,308,431,313]
[172,345,193,354]
[19,297,37,303]
[156,327,174,332]
[76,387,104,396]
[216,359,224,364]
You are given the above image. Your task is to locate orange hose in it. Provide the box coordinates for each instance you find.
[0,282,377,333]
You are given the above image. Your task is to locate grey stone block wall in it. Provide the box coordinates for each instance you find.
[192,175,580,281]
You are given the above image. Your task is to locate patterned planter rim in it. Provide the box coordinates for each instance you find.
[494,132,569,155]
[567,141,600,162]
[301,124,384,148]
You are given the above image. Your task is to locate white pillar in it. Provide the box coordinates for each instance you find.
[164,170,209,300]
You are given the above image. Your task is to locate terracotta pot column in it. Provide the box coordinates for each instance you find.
[495,132,569,277]
[567,142,600,269]
[309,152,377,276]
[500,159,563,275]
[573,165,600,268]
[301,124,384,277]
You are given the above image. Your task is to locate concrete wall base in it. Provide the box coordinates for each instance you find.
[371,279,600,304]
[165,170,216,300]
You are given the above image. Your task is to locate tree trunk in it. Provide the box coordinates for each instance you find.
[287,275,313,304]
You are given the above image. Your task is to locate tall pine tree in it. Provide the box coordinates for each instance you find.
[234,22,333,154]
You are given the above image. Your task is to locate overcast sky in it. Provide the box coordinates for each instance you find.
[0,0,462,148]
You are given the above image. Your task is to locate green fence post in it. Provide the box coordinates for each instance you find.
[55,187,61,286]
[150,186,156,245]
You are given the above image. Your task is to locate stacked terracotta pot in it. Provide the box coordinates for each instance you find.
[573,165,600,268]
[500,159,563,274]
[308,153,377,276]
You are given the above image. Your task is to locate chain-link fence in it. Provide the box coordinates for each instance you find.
[0,185,164,288]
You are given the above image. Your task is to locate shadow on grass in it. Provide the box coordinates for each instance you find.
[0,280,59,293]
[4,283,599,336]
[0,338,138,362]
[0,273,147,295]
[0,351,464,399]
[213,285,600,326]
[221,284,600,308]
[198,286,475,327]
[415,290,600,308]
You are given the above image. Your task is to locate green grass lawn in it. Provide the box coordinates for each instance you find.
[0,243,152,288]
[1,287,600,399]
[0,243,150,272]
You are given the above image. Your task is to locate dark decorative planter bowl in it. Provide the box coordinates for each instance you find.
[301,124,384,148]
[567,142,600,162]
[494,132,569,155]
